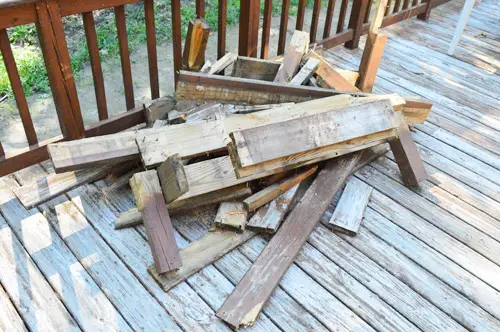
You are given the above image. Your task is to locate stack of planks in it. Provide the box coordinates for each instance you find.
[14,24,432,330]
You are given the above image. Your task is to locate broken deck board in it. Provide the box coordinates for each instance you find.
[214,201,248,232]
[130,171,182,274]
[216,153,362,329]
[289,58,320,85]
[274,30,310,83]
[328,177,372,235]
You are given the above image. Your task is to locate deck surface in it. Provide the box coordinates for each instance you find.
[1,0,499,331]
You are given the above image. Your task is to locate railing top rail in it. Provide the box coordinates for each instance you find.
[0,0,38,10]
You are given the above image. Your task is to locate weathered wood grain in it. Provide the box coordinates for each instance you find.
[308,51,361,91]
[130,171,182,273]
[402,97,432,124]
[329,177,372,235]
[246,184,300,232]
[214,201,248,232]
[243,166,317,211]
[48,131,139,173]
[149,228,257,291]
[289,58,320,85]
[232,56,281,81]
[216,153,361,329]
[357,33,388,92]
[0,284,27,332]
[157,153,189,203]
[274,30,310,83]
[231,99,399,168]
[207,53,236,74]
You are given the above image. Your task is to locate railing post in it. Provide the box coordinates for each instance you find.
[171,0,182,86]
[238,0,260,57]
[35,0,85,139]
[417,0,433,20]
[344,0,369,49]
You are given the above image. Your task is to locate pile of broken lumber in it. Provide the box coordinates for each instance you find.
[13,13,432,329]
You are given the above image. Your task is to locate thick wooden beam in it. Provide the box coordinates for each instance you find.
[182,19,210,71]
[328,177,372,235]
[216,153,363,329]
[130,170,182,274]
[232,56,281,81]
[157,154,189,203]
[274,30,310,83]
[238,0,260,57]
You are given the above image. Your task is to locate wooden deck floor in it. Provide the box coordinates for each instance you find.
[1,0,499,331]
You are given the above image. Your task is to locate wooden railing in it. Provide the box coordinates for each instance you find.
[0,0,449,176]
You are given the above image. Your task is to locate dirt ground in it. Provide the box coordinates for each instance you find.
[0,7,348,152]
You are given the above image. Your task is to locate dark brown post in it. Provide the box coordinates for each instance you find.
[171,0,182,86]
[218,0,227,59]
[239,0,260,57]
[345,0,369,49]
[417,0,433,20]
[35,0,85,139]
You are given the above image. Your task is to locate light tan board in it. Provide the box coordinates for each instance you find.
[243,166,317,211]
[48,131,138,172]
[130,170,182,273]
[290,58,320,85]
[231,99,400,168]
[329,177,373,235]
[246,184,300,232]
[182,19,210,71]
[274,30,310,83]
[232,56,281,81]
[208,53,236,74]
[308,51,361,91]
[214,201,248,232]
[149,228,257,291]
[14,166,109,209]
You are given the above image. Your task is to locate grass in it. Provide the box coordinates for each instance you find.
[0,0,317,99]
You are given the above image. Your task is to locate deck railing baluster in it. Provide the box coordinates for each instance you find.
[364,0,373,23]
[393,0,401,13]
[144,0,159,99]
[0,28,38,144]
[385,0,393,15]
[310,0,321,42]
[296,0,307,30]
[278,0,290,54]
[196,0,205,18]
[82,11,108,120]
[261,0,272,58]
[114,5,135,110]
[336,0,348,33]
[323,0,336,39]
[218,0,227,59]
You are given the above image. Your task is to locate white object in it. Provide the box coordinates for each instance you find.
[448,0,476,55]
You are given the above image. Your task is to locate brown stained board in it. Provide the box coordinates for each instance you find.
[231,56,281,81]
[328,177,373,235]
[182,19,210,71]
[246,184,300,233]
[175,71,369,105]
[274,30,310,83]
[157,154,189,203]
[230,99,400,168]
[389,118,429,186]
[357,33,388,92]
[216,153,363,329]
[149,228,258,291]
[115,184,253,230]
[289,58,320,85]
[48,131,139,173]
[308,51,361,91]
[130,170,182,274]
[243,166,318,212]
[214,201,248,232]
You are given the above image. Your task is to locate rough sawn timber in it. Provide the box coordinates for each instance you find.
[216,152,362,329]
[274,30,310,83]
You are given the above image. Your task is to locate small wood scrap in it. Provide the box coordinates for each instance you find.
[307,51,362,91]
[243,166,318,212]
[182,18,210,71]
[289,58,320,85]
[214,201,248,232]
[274,30,310,83]
[207,53,236,75]
[130,170,182,274]
[144,96,175,125]
[157,154,189,203]
[232,56,281,81]
[328,177,373,235]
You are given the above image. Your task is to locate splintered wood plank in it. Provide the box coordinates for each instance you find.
[274,30,310,83]
[0,215,79,332]
[232,56,281,81]
[207,52,236,74]
[149,228,257,291]
[357,33,388,92]
[308,51,361,91]
[115,184,252,229]
[130,171,182,273]
[0,176,133,332]
[243,166,317,212]
[329,177,372,235]
[175,71,367,105]
[231,99,399,168]
[216,153,361,329]
[0,284,27,332]
[182,19,210,71]
[48,131,138,172]
[215,201,248,232]
[246,184,300,232]
[402,97,432,124]
[389,120,428,186]
[13,166,109,209]
[136,120,225,168]
[157,154,189,203]
[290,58,320,85]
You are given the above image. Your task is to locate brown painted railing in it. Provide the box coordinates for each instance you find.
[0,0,448,176]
